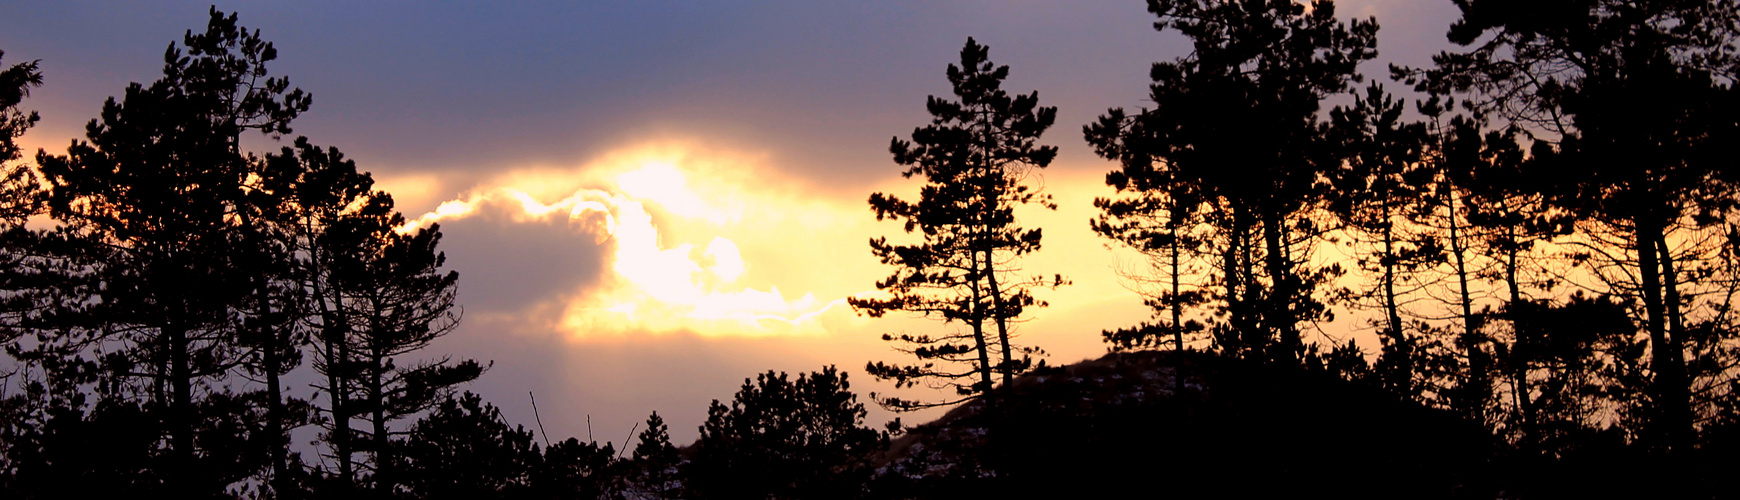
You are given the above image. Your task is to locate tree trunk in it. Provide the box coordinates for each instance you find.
[1170,219,1186,395]
[985,254,1014,388]
[967,107,1003,400]
[326,325,352,484]
[1231,204,1263,358]
[1261,204,1297,364]
[1502,237,1536,452]
[1445,184,1489,424]
[154,333,170,419]
[977,107,1015,389]
[1510,357,1537,452]
[968,236,995,402]
[1655,233,1692,450]
[245,215,290,496]
[167,321,195,492]
[259,286,288,496]
[1381,204,1410,396]
[369,305,392,495]
[1502,224,1523,307]
[1635,217,1681,450]
[371,353,389,495]
[314,253,354,486]
[1219,223,1242,354]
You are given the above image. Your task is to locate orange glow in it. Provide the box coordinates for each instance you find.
[401,142,874,338]
[397,140,1155,365]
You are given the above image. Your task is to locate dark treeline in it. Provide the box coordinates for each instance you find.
[0,8,891,500]
[0,8,489,498]
[1089,0,1740,494]
[4,1,1740,498]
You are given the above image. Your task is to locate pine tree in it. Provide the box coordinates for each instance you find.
[1424,110,1574,443]
[688,367,885,499]
[629,411,679,495]
[1086,0,1376,364]
[266,138,376,487]
[1422,0,1740,452]
[235,144,312,498]
[533,437,617,499]
[0,51,42,224]
[394,392,540,500]
[1088,106,1212,359]
[0,51,63,358]
[1326,83,1438,399]
[33,8,309,493]
[850,38,1063,410]
[319,195,480,494]
[260,138,479,495]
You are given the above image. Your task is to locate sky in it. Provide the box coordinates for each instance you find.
[1,0,1466,446]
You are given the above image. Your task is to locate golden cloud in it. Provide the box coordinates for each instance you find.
[401,141,879,339]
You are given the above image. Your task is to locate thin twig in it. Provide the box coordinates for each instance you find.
[529,391,551,447]
[617,422,640,459]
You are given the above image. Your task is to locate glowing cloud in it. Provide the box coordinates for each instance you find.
[401,144,862,338]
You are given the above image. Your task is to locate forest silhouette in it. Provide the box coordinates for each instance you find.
[3,1,1740,498]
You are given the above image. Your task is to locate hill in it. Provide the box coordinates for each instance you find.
[869,350,1498,498]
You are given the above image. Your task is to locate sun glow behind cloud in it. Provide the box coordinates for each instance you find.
[400,143,867,338]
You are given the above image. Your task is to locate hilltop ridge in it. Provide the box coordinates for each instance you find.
[871,350,1495,498]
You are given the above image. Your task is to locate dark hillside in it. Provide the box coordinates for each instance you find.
[872,350,1497,498]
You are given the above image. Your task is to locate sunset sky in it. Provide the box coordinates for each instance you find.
[2,0,1464,445]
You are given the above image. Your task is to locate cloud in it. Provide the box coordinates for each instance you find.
[394,140,1159,446]
[403,141,873,339]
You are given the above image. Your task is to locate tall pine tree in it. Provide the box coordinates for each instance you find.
[851,38,1063,410]
[1086,0,1376,364]
[34,8,309,494]
[322,195,478,494]
[1423,0,1740,452]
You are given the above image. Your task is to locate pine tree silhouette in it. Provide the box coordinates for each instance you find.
[0,51,42,223]
[1085,0,1376,364]
[628,410,679,495]
[688,367,885,499]
[265,138,377,489]
[33,7,309,494]
[1326,83,1438,399]
[318,194,478,494]
[1417,0,1740,454]
[394,392,540,499]
[851,38,1064,411]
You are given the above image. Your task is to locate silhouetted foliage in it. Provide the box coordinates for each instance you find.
[321,196,477,494]
[394,392,540,499]
[852,38,1064,411]
[386,392,625,500]
[627,410,679,496]
[2,9,478,498]
[0,51,42,223]
[1083,2,1740,494]
[1410,0,1740,456]
[1087,0,1376,365]
[29,7,310,495]
[0,397,164,498]
[1326,83,1439,399]
[267,137,378,488]
[533,437,620,500]
[5,2,1740,499]
[0,50,63,370]
[687,366,886,499]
